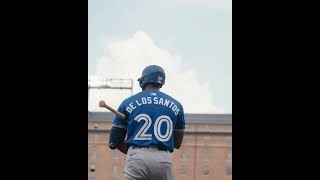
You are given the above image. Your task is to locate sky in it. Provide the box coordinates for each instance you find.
[88,0,232,113]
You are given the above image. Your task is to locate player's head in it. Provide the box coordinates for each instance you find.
[138,65,166,90]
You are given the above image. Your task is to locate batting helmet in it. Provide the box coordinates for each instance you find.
[138,65,166,89]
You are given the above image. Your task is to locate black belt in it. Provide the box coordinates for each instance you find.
[131,145,168,152]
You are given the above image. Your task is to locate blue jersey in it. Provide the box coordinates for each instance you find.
[112,90,185,152]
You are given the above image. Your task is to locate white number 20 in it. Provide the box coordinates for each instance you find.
[133,114,173,142]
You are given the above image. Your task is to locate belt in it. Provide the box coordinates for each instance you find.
[131,145,168,152]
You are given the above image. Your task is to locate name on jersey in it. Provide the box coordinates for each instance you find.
[125,96,180,116]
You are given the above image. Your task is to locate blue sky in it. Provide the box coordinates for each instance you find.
[88,0,232,113]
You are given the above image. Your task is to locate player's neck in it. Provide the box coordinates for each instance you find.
[144,86,160,91]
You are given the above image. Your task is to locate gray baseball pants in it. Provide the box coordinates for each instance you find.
[123,146,173,180]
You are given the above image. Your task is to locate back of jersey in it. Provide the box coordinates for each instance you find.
[112,90,185,152]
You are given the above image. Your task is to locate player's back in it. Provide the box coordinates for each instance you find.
[119,90,185,152]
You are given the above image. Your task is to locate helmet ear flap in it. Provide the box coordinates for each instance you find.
[138,77,143,88]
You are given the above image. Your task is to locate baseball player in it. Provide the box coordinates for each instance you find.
[108,65,185,180]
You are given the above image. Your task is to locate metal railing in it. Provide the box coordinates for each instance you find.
[88,77,134,110]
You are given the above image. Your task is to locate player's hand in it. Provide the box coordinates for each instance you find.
[117,140,128,154]
[99,100,106,107]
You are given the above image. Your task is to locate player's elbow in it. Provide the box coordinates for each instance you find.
[109,143,117,150]
[174,143,182,149]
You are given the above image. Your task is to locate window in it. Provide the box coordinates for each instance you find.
[226,165,232,176]
[226,136,232,146]
[180,166,187,176]
[203,166,209,176]
[91,148,97,160]
[113,150,120,160]
[106,133,109,143]
[203,149,209,161]
[180,152,187,160]
[112,165,119,174]
[203,136,210,144]
[94,134,99,144]
[182,136,187,145]
[227,152,232,160]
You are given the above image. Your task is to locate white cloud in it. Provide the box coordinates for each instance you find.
[89,31,223,113]
[174,0,232,10]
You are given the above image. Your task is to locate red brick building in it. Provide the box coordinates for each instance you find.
[88,112,232,180]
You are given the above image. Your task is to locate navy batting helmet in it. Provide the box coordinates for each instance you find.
[138,65,166,89]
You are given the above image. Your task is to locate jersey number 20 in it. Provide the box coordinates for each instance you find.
[133,114,173,142]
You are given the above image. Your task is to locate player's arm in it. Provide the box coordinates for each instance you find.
[174,104,186,149]
[109,126,127,149]
[173,129,184,149]
[109,103,128,154]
